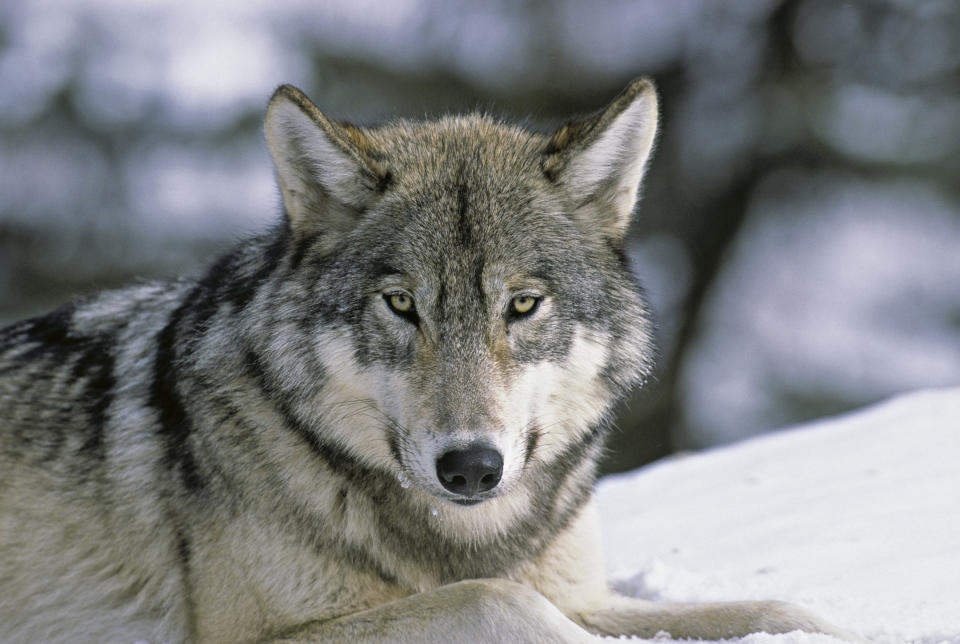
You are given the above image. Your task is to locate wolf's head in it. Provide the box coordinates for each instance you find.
[260,80,657,512]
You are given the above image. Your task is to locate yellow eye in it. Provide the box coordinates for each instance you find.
[388,293,414,313]
[511,295,539,316]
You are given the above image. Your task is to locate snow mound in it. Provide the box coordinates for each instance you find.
[597,387,960,644]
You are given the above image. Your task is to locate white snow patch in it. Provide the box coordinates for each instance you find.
[598,386,960,643]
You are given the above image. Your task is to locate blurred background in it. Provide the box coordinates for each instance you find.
[2,0,958,474]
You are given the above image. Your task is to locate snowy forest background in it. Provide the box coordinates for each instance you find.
[1,0,958,474]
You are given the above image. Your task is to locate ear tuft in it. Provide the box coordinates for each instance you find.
[542,78,659,241]
[264,85,390,236]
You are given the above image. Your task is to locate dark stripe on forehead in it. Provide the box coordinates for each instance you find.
[456,178,472,247]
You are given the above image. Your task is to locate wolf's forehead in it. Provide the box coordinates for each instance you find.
[386,174,563,275]
[365,117,575,278]
[379,116,544,186]
[385,202,547,279]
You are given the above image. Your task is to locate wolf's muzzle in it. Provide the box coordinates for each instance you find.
[436,445,503,498]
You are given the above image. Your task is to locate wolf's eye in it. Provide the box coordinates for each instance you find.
[388,293,413,313]
[384,292,418,324]
[509,295,541,318]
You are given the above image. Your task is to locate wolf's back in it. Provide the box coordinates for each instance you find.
[0,281,191,464]
[0,281,196,643]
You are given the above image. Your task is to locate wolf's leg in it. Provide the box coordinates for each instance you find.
[268,578,600,644]
[516,502,865,641]
[577,595,867,642]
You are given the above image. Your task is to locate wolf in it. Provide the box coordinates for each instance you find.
[0,79,862,643]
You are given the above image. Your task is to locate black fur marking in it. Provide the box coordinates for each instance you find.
[386,431,405,470]
[14,302,78,364]
[3,303,114,464]
[293,515,399,587]
[542,423,604,485]
[375,170,393,194]
[472,255,486,311]
[288,229,317,272]
[191,229,290,324]
[182,258,236,334]
[340,540,399,586]
[288,408,386,490]
[244,348,396,492]
[147,233,291,490]
[242,347,415,587]
[226,231,289,310]
[170,520,198,639]
[541,139,563,157]
[455,179,473,248]
[150,292,206,492]
[74,338,114,460]
[523,424,542,467]
[175,528,192,576]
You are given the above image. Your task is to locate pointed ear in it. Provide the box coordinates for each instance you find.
[264,85,391,236]
[542,78,658,241]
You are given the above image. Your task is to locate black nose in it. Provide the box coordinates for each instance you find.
[436,446,503,496]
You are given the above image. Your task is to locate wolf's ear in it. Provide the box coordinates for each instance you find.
[265,85,391,236]
[542,78,658,242]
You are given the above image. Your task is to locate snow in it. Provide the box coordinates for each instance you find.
[597,387,960,643]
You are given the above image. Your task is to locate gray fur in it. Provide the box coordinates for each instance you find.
[0,79,863,643]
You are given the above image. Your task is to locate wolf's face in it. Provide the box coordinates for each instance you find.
[262,82,657,509]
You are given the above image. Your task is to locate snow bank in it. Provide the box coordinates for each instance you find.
[597,387,960,644]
